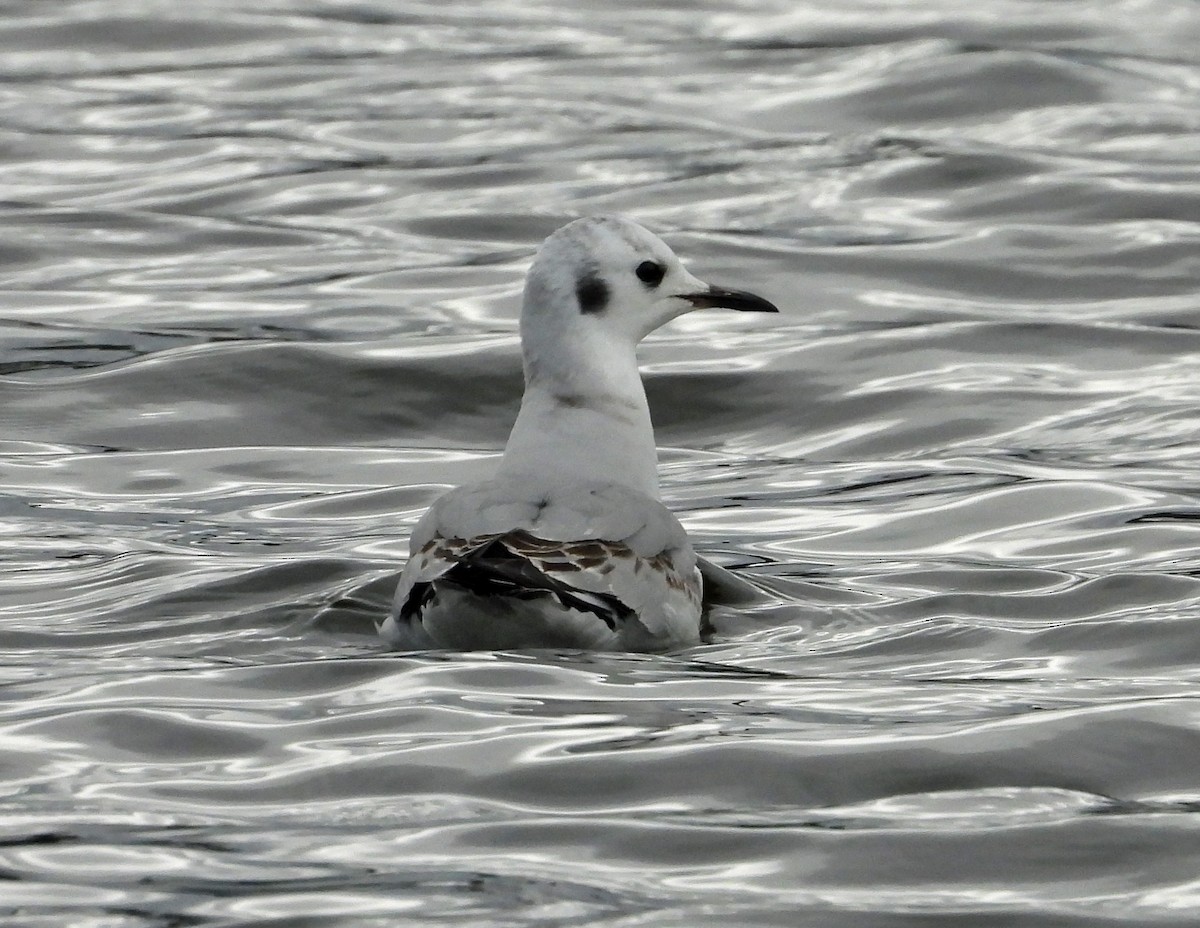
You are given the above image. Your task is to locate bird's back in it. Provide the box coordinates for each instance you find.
[381,477,702,651]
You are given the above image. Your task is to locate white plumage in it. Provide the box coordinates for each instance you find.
[380,216,777,651]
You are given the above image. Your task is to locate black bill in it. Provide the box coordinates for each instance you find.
[681,285,779,313]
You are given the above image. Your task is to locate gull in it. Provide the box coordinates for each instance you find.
[380,216,777,651]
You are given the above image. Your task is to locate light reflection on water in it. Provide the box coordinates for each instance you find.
[2,0,1200,924]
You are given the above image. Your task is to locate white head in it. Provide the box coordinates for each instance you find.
[519,216,777,387]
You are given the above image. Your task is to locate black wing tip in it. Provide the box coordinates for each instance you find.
[440,541,633,631]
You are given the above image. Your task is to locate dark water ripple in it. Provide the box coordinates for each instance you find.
[2,0,1200,924]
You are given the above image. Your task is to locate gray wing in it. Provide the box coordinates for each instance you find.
[389,478,701,645]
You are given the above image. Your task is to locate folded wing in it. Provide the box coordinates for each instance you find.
[385,478,702,649]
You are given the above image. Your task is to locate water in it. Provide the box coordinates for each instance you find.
[2,0,1200,924]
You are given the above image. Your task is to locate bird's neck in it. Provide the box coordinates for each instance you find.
[498,328,660,498]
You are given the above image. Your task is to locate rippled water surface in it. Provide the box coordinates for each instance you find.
[3,1,1200,924]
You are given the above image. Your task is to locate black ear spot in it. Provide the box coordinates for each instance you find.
[576,273,609,314]
[636,260,665,287]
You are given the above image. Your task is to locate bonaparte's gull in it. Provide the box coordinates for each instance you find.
[380,215,777,651]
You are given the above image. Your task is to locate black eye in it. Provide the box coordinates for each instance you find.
[635,260,665,287]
